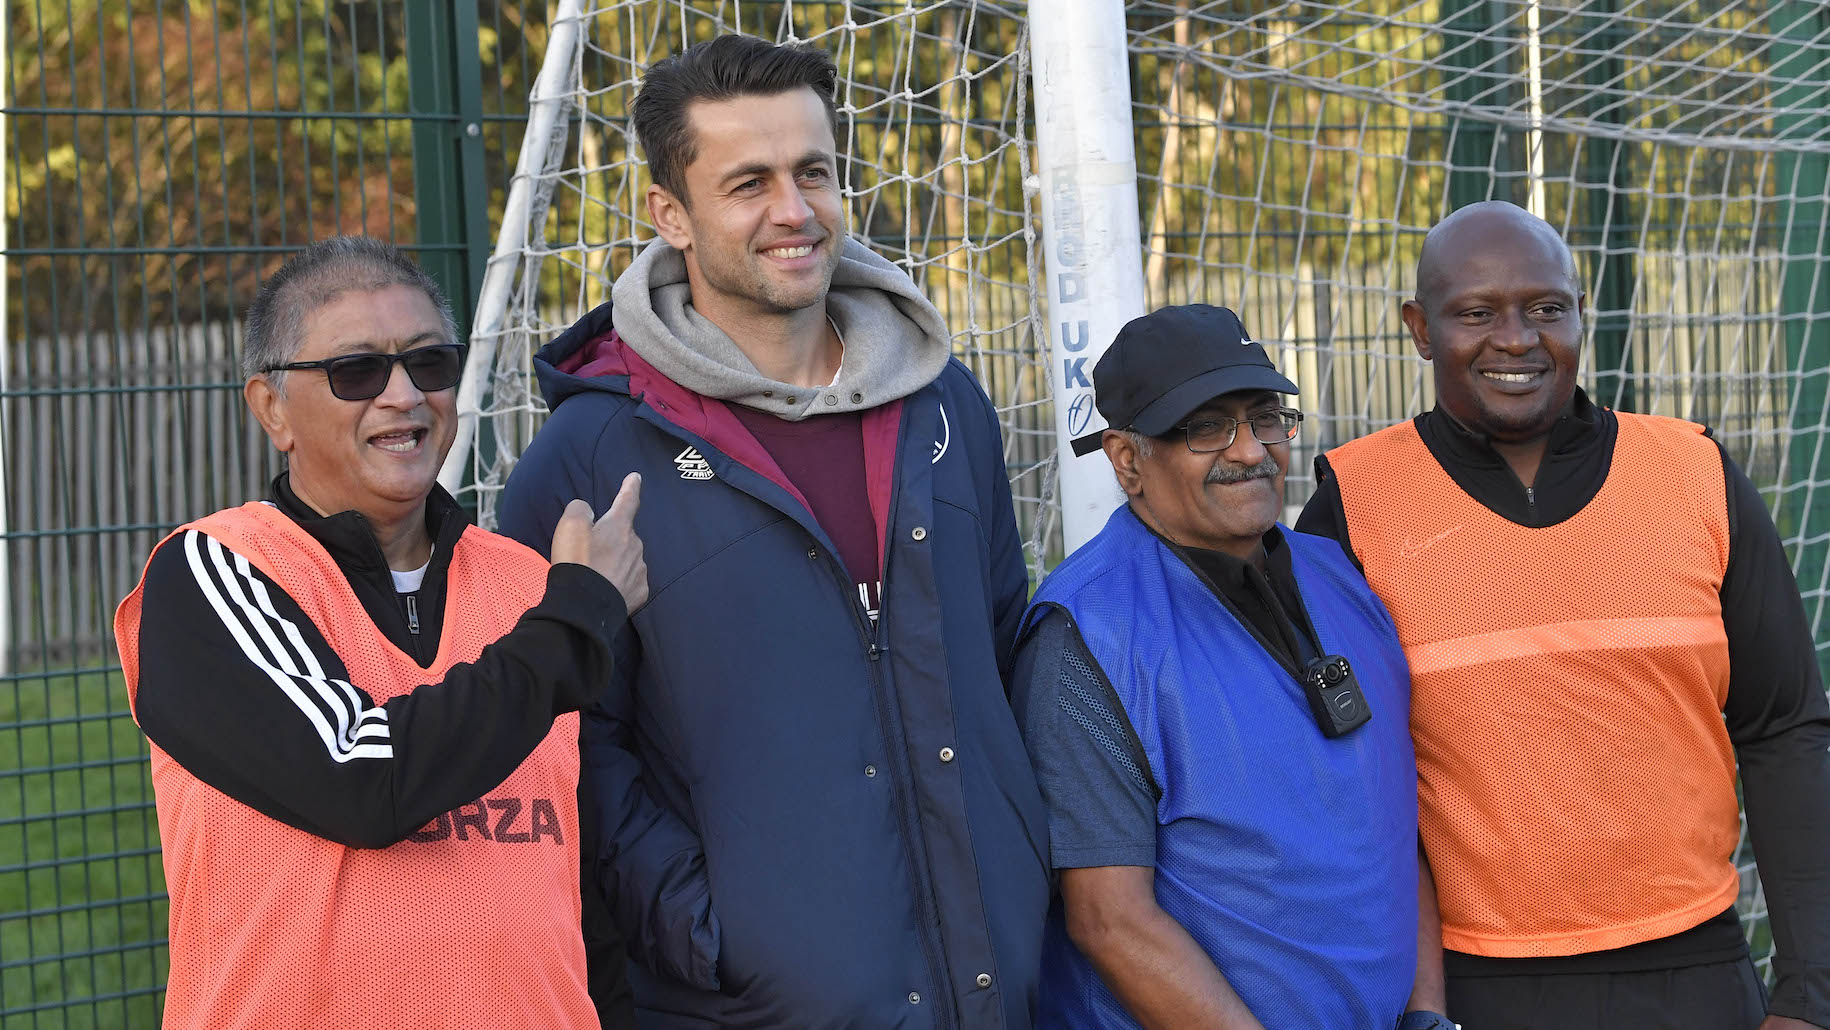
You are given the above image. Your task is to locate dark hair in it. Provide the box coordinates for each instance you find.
[242,235,456,386]
[632,34,840,205]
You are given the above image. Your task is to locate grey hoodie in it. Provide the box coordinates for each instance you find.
[608,235,954,420]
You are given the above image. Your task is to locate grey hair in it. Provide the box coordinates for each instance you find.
[241,236,458,387]
[1118,429,1155,459]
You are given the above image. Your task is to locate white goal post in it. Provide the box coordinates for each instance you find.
[1025,0,1142,550]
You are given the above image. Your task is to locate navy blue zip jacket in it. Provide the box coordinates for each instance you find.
[496,302,1048,1029]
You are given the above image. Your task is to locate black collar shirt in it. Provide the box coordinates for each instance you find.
[1168,526,1323,679]
[1411,388,1615,526]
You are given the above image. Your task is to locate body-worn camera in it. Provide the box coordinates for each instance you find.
[1301,654,1372,738]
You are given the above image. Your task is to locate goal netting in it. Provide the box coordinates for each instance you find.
[452,0,1830,982]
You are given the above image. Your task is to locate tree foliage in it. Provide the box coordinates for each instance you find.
[5,0,550,339]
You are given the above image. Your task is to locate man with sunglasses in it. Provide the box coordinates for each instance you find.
[114,235,648,1029]
[1009,304,1450,1029]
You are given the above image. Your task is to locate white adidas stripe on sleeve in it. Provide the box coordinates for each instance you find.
[230,548,389,744]
[182,530,394,762]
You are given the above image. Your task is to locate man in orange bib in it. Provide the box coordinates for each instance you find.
[1298,201,1830,1030]
[113,236,647,1029]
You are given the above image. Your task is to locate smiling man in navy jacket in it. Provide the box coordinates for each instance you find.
[497,34,1047,1030]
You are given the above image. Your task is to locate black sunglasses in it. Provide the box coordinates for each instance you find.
[266,343,468,401]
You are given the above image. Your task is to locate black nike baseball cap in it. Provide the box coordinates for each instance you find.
[1069,304,1298,456]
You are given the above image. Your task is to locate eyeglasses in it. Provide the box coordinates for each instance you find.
[265,343,468,401]
[1172,407,1303,453]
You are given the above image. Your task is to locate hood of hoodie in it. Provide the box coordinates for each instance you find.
[604,234,953,421]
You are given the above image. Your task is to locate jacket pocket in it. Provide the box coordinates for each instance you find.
[636,852,722,991]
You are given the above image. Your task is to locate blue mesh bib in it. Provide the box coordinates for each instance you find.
[1023,505,1419,1029]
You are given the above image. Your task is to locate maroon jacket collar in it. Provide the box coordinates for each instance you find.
[561,330,904,573]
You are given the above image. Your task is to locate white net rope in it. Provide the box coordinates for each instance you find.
[465,0,1830,979]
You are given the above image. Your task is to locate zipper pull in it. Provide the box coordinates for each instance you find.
[1526,486,1536,507]
[867,643,884,661]
[406,595,420,635]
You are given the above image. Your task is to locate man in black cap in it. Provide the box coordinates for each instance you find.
[1011,304,1452,1030]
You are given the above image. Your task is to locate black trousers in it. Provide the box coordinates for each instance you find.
[1446,958,1769,1030]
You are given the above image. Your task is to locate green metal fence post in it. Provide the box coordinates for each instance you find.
[1440,0,1515,212]
[405,0,488,339]
[1584,0,1635,413]
[1772,2,1830,678]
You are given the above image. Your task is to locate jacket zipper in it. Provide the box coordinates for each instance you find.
[350,509,432,663]
[857,420,956,1030]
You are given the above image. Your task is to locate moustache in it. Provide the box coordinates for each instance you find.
[1206,454,1282,485]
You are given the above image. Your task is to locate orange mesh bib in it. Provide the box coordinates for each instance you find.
[1328,415,1738,958]
[114,503,595,1029]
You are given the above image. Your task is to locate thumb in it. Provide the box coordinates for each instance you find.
[550,498,594,563]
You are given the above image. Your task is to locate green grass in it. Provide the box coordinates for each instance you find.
[0,665,166,1029]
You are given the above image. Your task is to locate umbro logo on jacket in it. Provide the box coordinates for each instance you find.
[675,446,715,480]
